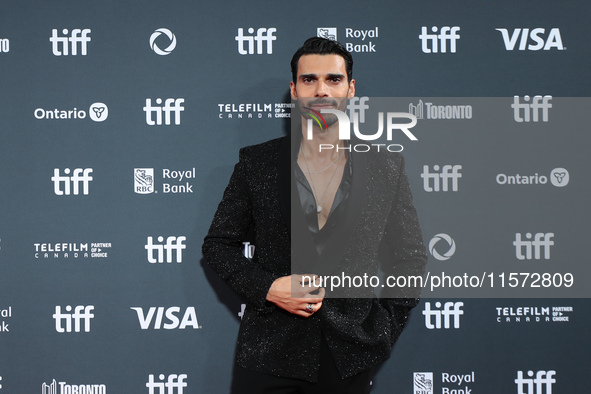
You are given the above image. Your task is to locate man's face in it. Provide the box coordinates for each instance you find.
[290,54,355,128]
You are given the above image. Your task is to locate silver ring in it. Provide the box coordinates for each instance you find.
[306,303,314,313]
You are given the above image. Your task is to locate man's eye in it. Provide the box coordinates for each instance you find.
[303,78,314,84]
[329,78,341,83]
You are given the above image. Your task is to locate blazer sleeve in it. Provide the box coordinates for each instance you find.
[202,148,280,313]
[378,154,428,344]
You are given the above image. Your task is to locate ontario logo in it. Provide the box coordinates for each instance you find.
[301,98,417,153]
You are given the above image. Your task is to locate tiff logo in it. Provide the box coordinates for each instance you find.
[496,28,564,51]
[512,96,552,122]
[146,374,187,394]
[144,98,184,125]
[419,26,460,53]
[423,301,464,329]
[146,236,186,263]
[347,96,369,123]
[52,168,93,195]
[514,233,554,260]
[53,305,94,333]
[515,370,556,394]
[421,165,462,192]
[50,29,91,56]
[235,28,277,55]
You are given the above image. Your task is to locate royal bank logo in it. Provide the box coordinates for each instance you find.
[0,307,10,333]
[42,379,106,394]
[147,374,187,394]
[515,370,556,394]
[34,102,108,122]
[235,27,277,55]
[413,372,433,394]
[150,28,177,55]
[50,28,91,56]
[428,233,456,261]
[419,26,460,53]
[317,27,337,41]
[134,168,154,194]
[0,38,9,53]
[496,28,565,51]
[408,99,472,120]
[317,26,379,53]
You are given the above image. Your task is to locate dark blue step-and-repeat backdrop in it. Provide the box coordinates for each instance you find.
[1,1,589,393]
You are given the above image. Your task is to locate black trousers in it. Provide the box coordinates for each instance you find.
[231,338,374,394]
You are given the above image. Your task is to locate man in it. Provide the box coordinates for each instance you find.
[202,37,427,393]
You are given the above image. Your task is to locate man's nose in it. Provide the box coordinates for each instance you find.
[315,80,329,97]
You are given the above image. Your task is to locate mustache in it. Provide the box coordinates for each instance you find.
[306,98,339,107]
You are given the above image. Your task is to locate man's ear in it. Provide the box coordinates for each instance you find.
[347,79,356,99]
[290,81,298,100]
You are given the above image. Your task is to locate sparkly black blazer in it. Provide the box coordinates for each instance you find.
[202,136,427,382]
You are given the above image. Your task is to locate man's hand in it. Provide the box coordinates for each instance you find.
[266,274,325,317]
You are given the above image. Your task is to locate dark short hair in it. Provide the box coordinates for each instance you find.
[290,37,353,83]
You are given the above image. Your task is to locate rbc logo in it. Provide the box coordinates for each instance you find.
[419,26,460,53]
[235,28,277,55]
[135,168,155,194]
[145,236,186,263]
[50,28,91,56]
[53,305,94,333]
[514,233,554,260]
[51,168,93,196]
[423,301,464,329]
[515,370,556,394]
[421,165,462,192]
[146,374,187,394]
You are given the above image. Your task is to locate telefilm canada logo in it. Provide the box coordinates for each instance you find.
[217,102,293,120]
[302,97,417,153]
[35,103,108,122]
[317,26,380,53]
[34,242,112,259]
[150,28,176,55]
[496,305,573,323]
[134,168,196,194]
[42,379,106,394]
